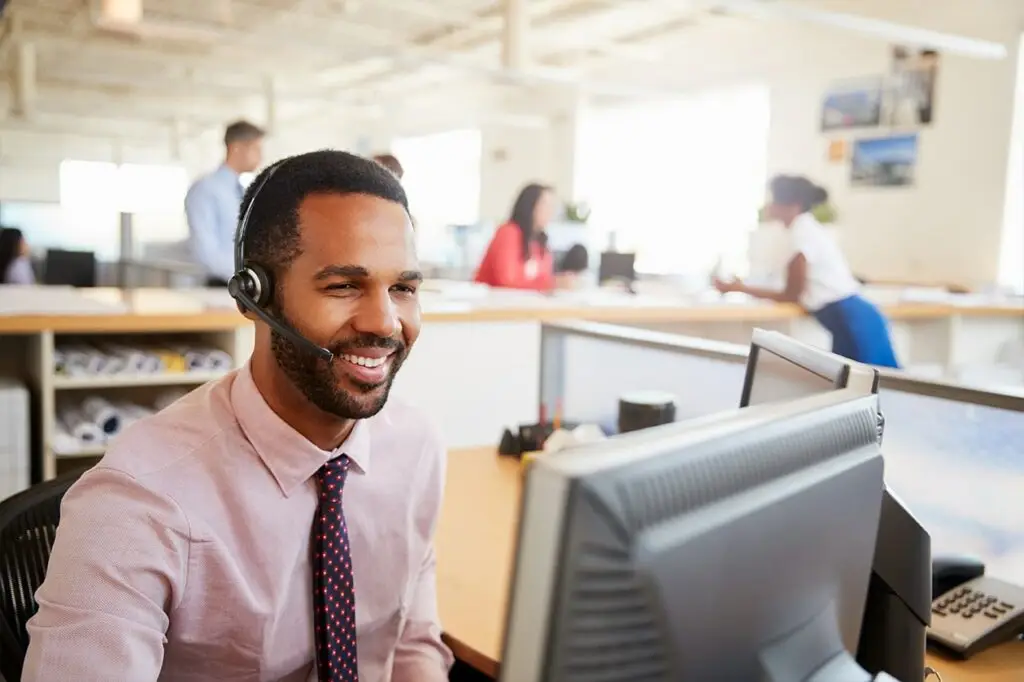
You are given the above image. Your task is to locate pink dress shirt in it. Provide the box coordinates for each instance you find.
[23,365,454,682]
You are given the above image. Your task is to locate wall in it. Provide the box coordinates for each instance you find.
[551,0,1024,285]
[1,0,1020,285]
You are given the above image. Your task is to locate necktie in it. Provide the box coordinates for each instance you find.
[312,455,359,681]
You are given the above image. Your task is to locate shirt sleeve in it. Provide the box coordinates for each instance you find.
[5,256,36,284]
[391,431,454,682]
[185,182,235,282]
[23,467,190,682]
[788,222,821,264]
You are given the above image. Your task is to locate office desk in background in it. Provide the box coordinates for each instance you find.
[1,286,1022,479]
[435,448,1024,682]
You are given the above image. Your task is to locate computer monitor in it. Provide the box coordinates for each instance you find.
[740,328,878,407]
[739,329,931,682]
[598,251,635,287]
[43,249,97,287]
[501,390,894,682]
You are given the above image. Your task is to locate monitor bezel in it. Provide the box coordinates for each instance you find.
[739,328,879,408]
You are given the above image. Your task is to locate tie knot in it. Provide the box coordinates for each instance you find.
[316,455,350,500]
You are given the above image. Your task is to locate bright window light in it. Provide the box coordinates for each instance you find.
[575,85,771,276]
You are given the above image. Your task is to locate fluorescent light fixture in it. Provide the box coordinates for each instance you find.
[717,0,1009,60]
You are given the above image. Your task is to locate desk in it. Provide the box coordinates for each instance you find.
[1,287,1021,466]
[436,448,1024,681]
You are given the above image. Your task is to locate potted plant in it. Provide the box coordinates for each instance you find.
[757,201,837,224]
[564,201,591,224]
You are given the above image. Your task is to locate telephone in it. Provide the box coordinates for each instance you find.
[927,575,1024,658]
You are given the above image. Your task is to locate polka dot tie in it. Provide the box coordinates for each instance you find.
[312,455,359,682]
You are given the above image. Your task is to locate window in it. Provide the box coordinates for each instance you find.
[999,33,1024,293]
[59,160,119,211]
[574,85,771,276]
[59,160,191,249]
[392,129,482,260]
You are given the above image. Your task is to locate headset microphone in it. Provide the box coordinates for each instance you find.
[227,161,335,364]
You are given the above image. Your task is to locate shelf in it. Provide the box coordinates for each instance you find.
[52,445,106,458]
[52,371,227,390]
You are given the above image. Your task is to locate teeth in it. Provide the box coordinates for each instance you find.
[341,353,388,368]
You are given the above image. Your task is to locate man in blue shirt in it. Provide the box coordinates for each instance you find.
[185,120,265,286]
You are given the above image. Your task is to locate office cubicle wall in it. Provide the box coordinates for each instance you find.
[539,321,1024,577]
[539,321,749,428]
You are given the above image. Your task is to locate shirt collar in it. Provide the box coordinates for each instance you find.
[216,163,240,179]
[231,363,373,496]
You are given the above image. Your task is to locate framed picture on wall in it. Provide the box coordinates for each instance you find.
[850,134,919,188]
[821,77,884,131]
[885,47,939,126]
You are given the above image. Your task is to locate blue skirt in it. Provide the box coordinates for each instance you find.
[812,294,901,368]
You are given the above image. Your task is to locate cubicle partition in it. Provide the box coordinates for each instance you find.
[538,320,1024,579]
[539,320,749,427]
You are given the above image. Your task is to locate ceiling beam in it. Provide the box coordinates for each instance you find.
[11,39,35,118]
[503,0,530,70]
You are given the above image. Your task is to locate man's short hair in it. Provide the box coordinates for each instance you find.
[240,149,409,276]
[224,120,265,147]
[371,153,404,180]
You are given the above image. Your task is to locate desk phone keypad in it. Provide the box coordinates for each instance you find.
[928,576,1024,658]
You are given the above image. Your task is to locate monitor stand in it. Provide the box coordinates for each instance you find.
[760,600,896,682]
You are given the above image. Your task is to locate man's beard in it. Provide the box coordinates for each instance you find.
[270,308,407,420]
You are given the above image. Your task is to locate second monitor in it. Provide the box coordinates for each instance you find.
[739,328,932,682]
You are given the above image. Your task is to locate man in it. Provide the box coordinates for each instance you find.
[371,153,404,180]
[186,120,265,286]
[24,151,454,682]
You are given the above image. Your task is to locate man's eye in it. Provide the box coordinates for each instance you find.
[392,285,418,294]
[325,283,355,291]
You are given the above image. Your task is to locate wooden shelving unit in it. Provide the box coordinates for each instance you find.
[27,327,252,480]
[52,370,226,390]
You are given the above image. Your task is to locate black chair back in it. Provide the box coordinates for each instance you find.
[0,470,85,682]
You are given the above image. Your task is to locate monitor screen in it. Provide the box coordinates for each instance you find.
[746,346,837,406]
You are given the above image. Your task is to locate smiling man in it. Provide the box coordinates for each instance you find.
[24,151,453,682]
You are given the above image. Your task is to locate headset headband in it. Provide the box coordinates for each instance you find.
[234,160,285,273]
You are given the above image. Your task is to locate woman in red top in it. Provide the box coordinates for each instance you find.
[474,183,557,290]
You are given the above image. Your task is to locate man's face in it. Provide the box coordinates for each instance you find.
[233,138,264,173]
[270,193,421,420]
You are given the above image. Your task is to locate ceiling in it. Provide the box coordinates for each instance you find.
[0,0,1011,145]
[0,0,729,141]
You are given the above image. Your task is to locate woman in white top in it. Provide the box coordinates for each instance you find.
[714,175,899,368]
[0,227,36,285]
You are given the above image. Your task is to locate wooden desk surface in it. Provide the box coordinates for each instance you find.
[437,447,1024,681]
[0,287,1020,334]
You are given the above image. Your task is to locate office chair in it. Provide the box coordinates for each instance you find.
[0,469,86,682]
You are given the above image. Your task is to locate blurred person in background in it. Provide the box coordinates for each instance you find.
[0,227,35,285]
[555,243,589,290]
[372,153,404,180]
[474,183,557,291]
[186,120,265,287]
[713,174,900,368]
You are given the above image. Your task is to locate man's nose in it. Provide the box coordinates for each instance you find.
[351,290,400,339]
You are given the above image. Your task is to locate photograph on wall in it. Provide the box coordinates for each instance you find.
[886,46,939,126]
[821,77,883,131]
[850,134,919,187]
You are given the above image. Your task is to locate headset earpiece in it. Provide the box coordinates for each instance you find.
[226,161,334,362]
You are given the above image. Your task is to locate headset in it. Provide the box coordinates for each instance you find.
[227,161,335,363]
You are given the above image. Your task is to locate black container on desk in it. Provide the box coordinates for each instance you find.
[498,421,580,457]
[618,390,677,434]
